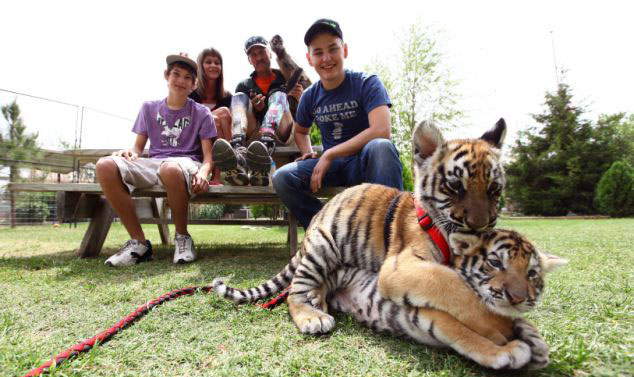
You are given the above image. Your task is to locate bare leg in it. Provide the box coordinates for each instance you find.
[95,158,145,242]
[212,107,232,141]
[210,108,232,185]
[159,162,189,236]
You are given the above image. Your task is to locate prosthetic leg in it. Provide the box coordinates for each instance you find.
[246,91,290,186]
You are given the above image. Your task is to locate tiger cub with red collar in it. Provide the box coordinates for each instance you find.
[325,230,566,369]
[213,119,509,332]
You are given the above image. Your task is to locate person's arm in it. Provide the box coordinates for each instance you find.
[112,134,148,161]
[309,105,391,192]
[192,138,212,193]
[294,123,318,161]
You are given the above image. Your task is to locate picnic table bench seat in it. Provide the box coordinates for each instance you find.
[8,182,344,259]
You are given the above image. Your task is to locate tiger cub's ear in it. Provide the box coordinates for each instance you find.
[538,251,568,273]
[448,232,481,256]
[412,121,445,166]
[480,118,507,149]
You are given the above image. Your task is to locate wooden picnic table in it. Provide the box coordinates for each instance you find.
[9,182,343,259]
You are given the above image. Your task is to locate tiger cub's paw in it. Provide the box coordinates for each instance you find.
[488,340,531,369]
[307,288,327,311]
[296,312,336,335]
[513,318,550,369]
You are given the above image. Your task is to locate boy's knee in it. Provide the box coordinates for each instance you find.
[96,157,118,179]
[159,162,184,183]
[367,139,399,158]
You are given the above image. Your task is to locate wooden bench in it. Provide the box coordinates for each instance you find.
[8,182,343,258]
[8,146,343,258]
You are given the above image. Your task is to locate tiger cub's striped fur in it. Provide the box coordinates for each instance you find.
[325,229,566,369]
[213,120,507,334]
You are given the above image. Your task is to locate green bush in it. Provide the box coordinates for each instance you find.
[593,160,634,217]
[195,204,225,219]
[16,192,52,223]
[400,153,414,192]
[249,204,275,219]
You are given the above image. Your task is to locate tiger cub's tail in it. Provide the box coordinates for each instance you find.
[212,247,303,304]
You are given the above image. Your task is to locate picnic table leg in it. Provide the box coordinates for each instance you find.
[288,213,298,257]
[78,196,114,258]
[151,198,171,245]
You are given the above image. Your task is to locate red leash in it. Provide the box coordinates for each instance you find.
[23,285,289,376]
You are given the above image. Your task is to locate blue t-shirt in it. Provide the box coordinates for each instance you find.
[296,70,391,151]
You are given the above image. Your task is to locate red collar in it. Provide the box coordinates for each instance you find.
[413,199,451,265]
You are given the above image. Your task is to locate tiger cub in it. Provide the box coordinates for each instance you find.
[213,119,507,333]
[324,230,567,369]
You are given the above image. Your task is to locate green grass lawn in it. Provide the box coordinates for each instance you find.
[0,219,632,377]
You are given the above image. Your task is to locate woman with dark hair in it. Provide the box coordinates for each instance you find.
[190,47,233,185]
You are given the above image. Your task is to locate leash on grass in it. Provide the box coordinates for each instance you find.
[22,285,290,376]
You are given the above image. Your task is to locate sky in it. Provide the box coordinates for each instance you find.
[1,0,633,152]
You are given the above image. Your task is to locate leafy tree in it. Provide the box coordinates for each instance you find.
[1,100,41,227]
[506,83,634,215]
[594,161,634,217]
[366,21,461,190]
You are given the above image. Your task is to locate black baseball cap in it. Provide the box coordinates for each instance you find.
[244,36,268,54]
[304,18,343,46]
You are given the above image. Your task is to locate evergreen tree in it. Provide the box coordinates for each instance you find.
[506,84,634,215]
[1,100,41,227]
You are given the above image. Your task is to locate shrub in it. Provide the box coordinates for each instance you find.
[16,192,53,223]
[401,153,414,192]
[594,160,634,217]
[195,204,225,219]
[250,204,275,219]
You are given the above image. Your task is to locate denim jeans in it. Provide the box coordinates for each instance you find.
[272,138,403,229]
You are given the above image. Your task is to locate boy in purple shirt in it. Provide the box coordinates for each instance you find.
[96,53,216,266]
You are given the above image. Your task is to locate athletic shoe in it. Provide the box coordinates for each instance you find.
[212,138,238,170]
[105,239,152,267]
[249,169,270,186]
[174,233,196,264]
[246,140,273,173]
[213,138,248,186]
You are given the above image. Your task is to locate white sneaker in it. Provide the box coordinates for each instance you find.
[105,239,152,267]
[174,233,196,264]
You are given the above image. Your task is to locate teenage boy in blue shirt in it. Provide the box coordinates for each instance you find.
[272,19,403,229]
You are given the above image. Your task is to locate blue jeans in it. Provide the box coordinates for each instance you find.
[272,138,403,229]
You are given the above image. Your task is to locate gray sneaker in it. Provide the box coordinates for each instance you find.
[246,140,273,172]
[105,239,152,267]
[174,233,196,264]
[213,138,248,186]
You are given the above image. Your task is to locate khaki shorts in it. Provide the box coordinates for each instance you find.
[106,156,201,197]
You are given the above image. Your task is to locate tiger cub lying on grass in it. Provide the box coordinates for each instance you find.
[212,119,564,368]
[324,230,567,369]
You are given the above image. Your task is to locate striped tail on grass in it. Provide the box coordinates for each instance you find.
[212,249,303,304]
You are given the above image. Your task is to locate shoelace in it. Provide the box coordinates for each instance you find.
[115,240,135,256]
[175,236,189,254]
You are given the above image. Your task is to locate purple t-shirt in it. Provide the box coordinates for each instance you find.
[132,98,216,162]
